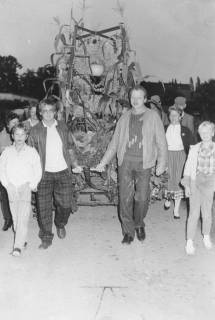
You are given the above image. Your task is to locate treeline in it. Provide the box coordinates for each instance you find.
[1,55,215,121]
[0,55,55,100]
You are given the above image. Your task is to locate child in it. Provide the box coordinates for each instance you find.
[181,121,215,255]
[0,123,42,257]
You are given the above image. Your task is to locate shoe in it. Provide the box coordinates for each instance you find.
[164,200,171,210]
[185,239,195,255]
[2,219,13,231]
[174,215,180,219]
[23,242,28,249]
[12,248,21,257]
[135,227,146,242]
[203,235,212,249]
[38,242,51,250]
[121,234,134,245]
[56,227,66,239]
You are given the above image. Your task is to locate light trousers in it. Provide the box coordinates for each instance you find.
[7,183,31,249]
[187,173,215,240]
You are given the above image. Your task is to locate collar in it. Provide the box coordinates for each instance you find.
[42,119,57,128]
[12,142,28,152]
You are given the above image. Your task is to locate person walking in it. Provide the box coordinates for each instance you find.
[164,106,193,218]
[0,123,42,256]
[181,121,215,255]
[0,112,19,231]
[93,85,167,244]
[28,96,82,249]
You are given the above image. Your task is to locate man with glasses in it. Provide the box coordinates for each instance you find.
[29,96,82,249]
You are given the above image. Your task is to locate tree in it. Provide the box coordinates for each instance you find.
[0,55,22,93]
[20,65,56,99]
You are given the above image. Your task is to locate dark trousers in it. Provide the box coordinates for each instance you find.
[37,169,73,244]
[0,183,12,222]
[118,159,151,238]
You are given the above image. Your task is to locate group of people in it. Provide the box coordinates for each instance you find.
[0,85,214,257]
[0,97,81,256]
[94,85,214,255]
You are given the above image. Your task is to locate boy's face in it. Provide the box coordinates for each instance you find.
[7,118,19,132]
[199,126,214,142]
[130,90,146,110]
[169,110,181,125]
[40,104,55,123]
[13,128,27,146]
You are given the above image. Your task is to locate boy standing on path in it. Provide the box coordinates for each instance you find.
[29,96,82,250]
[0,123,42,256]
[94,85,167,244]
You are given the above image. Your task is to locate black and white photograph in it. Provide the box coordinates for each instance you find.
[0,0,215,319]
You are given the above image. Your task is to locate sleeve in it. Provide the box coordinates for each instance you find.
[29,148,42,190]
[99,120,120,166]
[0,149,9,188]
[181,148,192,188]
[154,113,168,173]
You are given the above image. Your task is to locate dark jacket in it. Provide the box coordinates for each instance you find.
[165,124,194,155]
[28,120,77,176]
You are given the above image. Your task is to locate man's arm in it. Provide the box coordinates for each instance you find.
[154,113,168,175]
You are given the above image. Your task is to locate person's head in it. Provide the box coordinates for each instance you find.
[174,96,186,111]
[11,123,29,146]
[39,96,57,124]
[27,102,38,120]
[150,95,161,108]
[128,85,147,111]
[198,121,215,142]
[5,112,19,133]
[168,105,183,125]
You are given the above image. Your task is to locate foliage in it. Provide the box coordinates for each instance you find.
[19,65,56,99]
[0,55,22,93]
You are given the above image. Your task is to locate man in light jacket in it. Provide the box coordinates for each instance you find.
[94,85,167,244]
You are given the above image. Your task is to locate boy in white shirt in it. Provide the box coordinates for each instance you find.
[0,123,42,256]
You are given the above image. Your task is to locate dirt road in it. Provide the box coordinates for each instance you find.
[0,200,215,320]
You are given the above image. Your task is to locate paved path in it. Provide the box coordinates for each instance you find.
[0,200,215,320]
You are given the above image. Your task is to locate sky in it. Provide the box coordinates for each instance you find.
[1,0,215,83]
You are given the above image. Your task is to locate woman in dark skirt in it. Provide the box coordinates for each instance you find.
[164,105,194,218]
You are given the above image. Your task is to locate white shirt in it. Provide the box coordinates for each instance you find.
[43,120,68,172]
[0,144,42,189]
[166,124,184,151]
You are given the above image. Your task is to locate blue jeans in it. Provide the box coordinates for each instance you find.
[118,159,151,237]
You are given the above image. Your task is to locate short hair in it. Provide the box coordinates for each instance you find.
[168,105,183,117]
[198,121,215,134]
[5,112,19,126]
[39,96,58,113]
[128,85,147,101]
[28,102,38,111]
[11,122,30,136]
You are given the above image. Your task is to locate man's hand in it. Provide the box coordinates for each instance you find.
[155,167,164,176]
[91,163,106,172]
[185,186,191,197]
[72,166,83,174]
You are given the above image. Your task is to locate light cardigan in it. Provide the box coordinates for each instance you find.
[101,108,168,171]
[181,142,215,190]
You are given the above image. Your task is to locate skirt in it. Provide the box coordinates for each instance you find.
[165,150,186,200]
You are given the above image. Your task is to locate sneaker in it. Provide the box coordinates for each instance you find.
[164,200,171,210]
[203,235,212,249]
[185,239,195,255]
[12,248,21,257]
